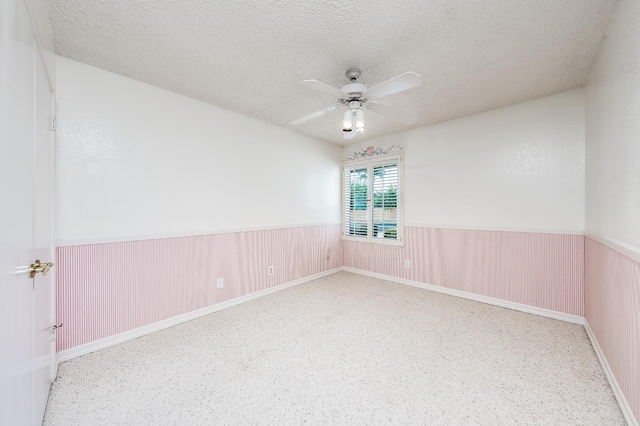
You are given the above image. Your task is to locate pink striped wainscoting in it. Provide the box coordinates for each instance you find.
[56,224,342,352]
[344,227,584,316]
[585,237,640,421]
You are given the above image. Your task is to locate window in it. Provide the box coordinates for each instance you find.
[343,153,403,245]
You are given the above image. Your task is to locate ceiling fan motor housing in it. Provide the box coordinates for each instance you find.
[341,83,367,100]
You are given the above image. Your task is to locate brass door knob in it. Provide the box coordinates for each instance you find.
[29,259,54,278]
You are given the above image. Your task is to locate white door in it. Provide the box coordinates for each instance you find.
[33,48,56,423]
[0,1,56,424]
[0,2,37,425]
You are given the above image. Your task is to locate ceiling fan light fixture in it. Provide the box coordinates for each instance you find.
[342,110,353,130]
[293,68,423,140]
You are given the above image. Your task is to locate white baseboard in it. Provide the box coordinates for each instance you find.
[584,320,638,426]
[56,268,342,363]
[341,267,585,325]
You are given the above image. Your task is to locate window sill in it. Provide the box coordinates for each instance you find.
[342,235,404,248]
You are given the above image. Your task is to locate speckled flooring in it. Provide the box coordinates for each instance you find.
[44,272,625,425]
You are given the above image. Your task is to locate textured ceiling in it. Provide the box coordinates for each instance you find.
[47,0,619,145]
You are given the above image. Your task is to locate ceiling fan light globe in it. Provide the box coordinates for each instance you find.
[342,127,353,133]
[356,127,365,134]
[355,109,365,128]
[343,110,353,130]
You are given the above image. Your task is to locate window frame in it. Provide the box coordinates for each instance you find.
[342,152,404,247]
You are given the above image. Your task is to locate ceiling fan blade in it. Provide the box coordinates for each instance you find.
[300,80,347,98]
[368,103,419,125]
[290,105,338,125]
[343,130,358,140]
[365,72,422,100]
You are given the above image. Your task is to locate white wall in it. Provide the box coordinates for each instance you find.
[343,89,585,233]
[585,0,640,251]
[56,57,341,244]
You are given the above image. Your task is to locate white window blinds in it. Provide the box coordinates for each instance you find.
[344,166,368,237]
[371,162,399,240]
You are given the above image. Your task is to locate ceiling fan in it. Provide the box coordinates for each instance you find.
[290,68,423,140]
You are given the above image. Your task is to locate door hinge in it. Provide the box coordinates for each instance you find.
[49,116,57,131]
[51,323,63,341]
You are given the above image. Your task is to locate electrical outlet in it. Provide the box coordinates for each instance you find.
[268,266,274,276]
[404,259,411,269]
[216,278,224,289]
